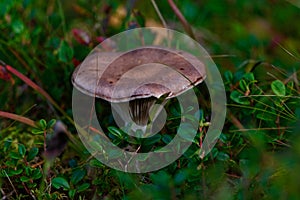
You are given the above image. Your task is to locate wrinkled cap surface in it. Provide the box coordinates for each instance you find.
[72,46,206,102]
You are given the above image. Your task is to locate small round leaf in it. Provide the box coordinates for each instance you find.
[271,80,286,96]
[18,144,26,157]
[27,147,39,161]
[71,169,86,185]
[52,177,70,190]
[77,183,90,192]
[39,119,47,129]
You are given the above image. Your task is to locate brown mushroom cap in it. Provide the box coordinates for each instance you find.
[72,46,206,103]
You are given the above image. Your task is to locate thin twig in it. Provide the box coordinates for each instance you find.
[273,139,291,148]
[22,182,36,200]
[31,160,45,168]
[226,173,241,179]
[239,94,300,99]
[3,104,37,130]
[227,111,245,130]
[0,111,36,127]
[293,71,300,92]
[151,0,168,28]
[3,170,18,197]
[227,103,295,121]
[167,0,196,40]
[229,126,293,132]
[43,130,47,152]
[125,145,141,172]
[274,41,300,62]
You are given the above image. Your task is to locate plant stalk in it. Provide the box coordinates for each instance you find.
[0,111,36,128]
[167,0,196,40]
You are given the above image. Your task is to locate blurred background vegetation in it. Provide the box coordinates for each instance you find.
[0,0,300,199]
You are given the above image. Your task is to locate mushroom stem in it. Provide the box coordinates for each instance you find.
[129,97,157,126]
[112,97,167,134]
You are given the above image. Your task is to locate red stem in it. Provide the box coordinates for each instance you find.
[3,63,80,147]
[6,65,57,107]
[0,111,36,127]
[167,0,196,40]
[5,64,75,126]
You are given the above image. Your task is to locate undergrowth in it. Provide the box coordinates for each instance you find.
[1,0,300,199]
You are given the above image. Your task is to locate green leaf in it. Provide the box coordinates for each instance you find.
[25,166,32,176]
[211,147,219,158]
[230,90,250,105]
[0,0,13,16]
[224,70,233,82]
[107,126,123,139]
[31,128,44,135]
[5,160,16,167]
[174,170,188,185]
[177,123,197,143]
[77,183,90,192]
[71,169,86,185]
[47,119,57,129]
[271,80,286,96]
[27,182,37,189]
[0,170,6,177]
[219,133,228,143]
[20,176,31,182]
[239,79,248,92]
[18,144,26,157]
[143,134,161,146]
[150,171,171,186]
[243,72,255,82]
[7,168,23,176]
[39,119,47,129]
[12,19,24,34]
[89,159,104,168]
[58,40,74,63]
[162,135,173,144]
[68,189,76,199]
[52,177,70,190]
[217,152,230,161]
[4,139,12,152]
[27,147,39,161]
[9,152,22,160]
[32,168,42,179]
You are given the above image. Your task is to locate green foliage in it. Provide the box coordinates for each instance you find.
[58,40,74,63]
[0,0,300,199]
[52,177,70,190]
[0,139,43,196]
[271,80,286,96]
[31,119,56,135]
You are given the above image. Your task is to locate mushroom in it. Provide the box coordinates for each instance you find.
[71,46,206,135]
